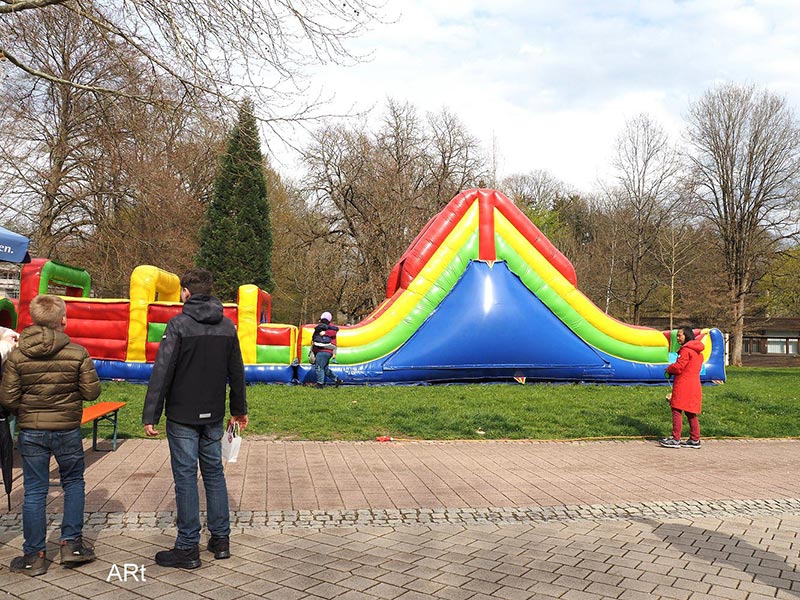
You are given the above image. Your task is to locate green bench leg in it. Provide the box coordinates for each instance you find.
[111,410,119,451]
[92,411,120,452]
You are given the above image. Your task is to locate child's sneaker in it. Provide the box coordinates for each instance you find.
[680,439,701,449]
[659,437,681,448]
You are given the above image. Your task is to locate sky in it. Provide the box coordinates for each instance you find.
[273,0,800,193]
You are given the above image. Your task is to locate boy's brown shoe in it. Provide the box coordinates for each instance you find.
[61,537,96,565]
[10,550,49,576]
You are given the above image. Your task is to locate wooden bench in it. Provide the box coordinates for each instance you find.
[82,401,126,452]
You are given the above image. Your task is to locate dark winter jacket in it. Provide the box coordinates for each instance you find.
[312,320,339,355]
[0,326,101,430]
[666,338,705,414]
[142,294,246,426]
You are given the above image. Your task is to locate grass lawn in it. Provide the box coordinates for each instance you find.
[90,367,800,442]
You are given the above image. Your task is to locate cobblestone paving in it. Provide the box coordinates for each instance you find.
[1,505,799,599]
[2,498,800,533]
[1,439,799,598]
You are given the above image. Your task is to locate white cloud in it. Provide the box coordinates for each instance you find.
[269,0,800,192]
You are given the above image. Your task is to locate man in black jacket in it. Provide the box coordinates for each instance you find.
[142,268,248,569]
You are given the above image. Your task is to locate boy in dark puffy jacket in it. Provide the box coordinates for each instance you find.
[0,294,101,576]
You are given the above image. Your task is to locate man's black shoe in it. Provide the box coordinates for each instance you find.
[207,536,230,559]
[155,545,201,569]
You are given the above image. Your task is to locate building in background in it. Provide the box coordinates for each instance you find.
[0,265,20,299]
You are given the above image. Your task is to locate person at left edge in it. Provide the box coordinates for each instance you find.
[0,326,19,366]
[142,268,248,569]
[0,295,100,576]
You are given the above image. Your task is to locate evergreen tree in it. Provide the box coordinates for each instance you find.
[198,98,274,300]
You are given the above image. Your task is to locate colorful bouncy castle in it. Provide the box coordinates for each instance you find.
[8,189,726,385]
[14,260,298,383]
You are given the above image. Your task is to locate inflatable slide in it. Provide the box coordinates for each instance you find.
[297,188,726,384]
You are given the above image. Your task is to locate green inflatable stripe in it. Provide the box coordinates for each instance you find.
[317,233,479,365]
[147,322,167,343]
[257,345,292,364]
[495,236,668,364]
[39,261,91,297]
[669,329,679,352]
[0,298,17,329]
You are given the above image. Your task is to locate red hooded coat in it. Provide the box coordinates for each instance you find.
[666,338,705,414]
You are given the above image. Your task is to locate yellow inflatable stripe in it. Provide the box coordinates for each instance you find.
[700,328,713,362]
[341,202,480,347]
[61,298,130,304]
[495,211,666,349]
[237,284,259,364]
[126,265,181,362]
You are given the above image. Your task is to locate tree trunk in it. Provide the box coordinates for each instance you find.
[729,293,746,367]
[669,271,675,331]
[605,248,615,314]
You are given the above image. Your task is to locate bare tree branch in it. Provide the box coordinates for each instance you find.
[686,82,800,365]
[1,0,384,130]
[602,114,683,324]
[0,0,67,15]
[1,48,150,100]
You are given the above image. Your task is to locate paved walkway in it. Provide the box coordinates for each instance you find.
[1,438,799,599]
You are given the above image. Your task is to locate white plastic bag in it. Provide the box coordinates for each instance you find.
[221,422,241,463]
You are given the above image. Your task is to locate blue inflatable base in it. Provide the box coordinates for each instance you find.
[96,361,298,384]
[94,262,726,386]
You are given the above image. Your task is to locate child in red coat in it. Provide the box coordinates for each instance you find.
[660,326,705,449]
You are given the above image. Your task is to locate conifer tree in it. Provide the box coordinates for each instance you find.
[197,98,274,300]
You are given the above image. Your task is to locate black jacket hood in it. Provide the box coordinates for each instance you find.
[142,292,246,427]
[182,294,224,324]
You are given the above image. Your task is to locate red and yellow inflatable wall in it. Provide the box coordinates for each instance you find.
[14,259,294,377]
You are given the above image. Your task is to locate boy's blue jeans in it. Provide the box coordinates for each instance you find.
[17,427,86,554]
[166,420,230,549]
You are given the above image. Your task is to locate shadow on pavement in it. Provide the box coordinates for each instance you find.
[616,416,663,438]
[638,517,800,598]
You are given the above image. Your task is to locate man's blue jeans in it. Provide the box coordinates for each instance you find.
[17,428,85,554]
[315,351,337,384]
[166,420,230,549]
